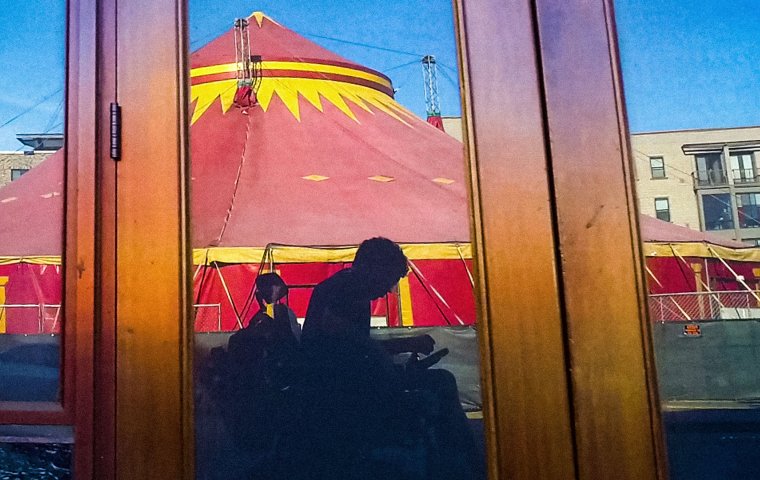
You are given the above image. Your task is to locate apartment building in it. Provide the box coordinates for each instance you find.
[431,120,760,244]
[632,126,760,244]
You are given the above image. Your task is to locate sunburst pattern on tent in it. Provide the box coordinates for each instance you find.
[190,12,416,125]
[191,71,416,125]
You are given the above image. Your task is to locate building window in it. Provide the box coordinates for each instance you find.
[736,193,760,228]
[730,151,756,184]
[703,194,734,230]
[10,168,29,181]
[695,152,726,186]
[654,197,670,222]
[649,156,665,178]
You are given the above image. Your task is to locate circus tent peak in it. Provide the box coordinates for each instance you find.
[189,12,470,249]
[189,11,430,127]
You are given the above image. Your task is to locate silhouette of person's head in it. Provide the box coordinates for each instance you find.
[353,237,408,300]
[255,272,288,307]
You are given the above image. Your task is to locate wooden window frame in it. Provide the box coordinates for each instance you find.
[102,0,670,479]
[0,0,98,477]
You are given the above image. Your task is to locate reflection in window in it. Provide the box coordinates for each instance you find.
[737,193,760,228]
[190,9,483,480]
[649,156,665,178]
[0,1,65,404]
[695,152,725,186]
[703,194,733,231]
[617,0,760,478]
[654,197,670,222]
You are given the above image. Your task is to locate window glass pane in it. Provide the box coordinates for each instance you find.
[0,1,65,404]
[703,194,733,231]
[695,153,726,186]
[10,169,29,181]
[737,194,760,228]
[731,152,756,183]
[189,3,485,479]
[617,0,760,478]
[650,156,665,178]
[654,198,669,210]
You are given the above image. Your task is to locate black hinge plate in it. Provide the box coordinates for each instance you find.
[110,102,121,160]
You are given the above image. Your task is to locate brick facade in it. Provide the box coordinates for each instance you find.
[0,152,51,188]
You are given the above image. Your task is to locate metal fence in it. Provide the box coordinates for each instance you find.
[193,303,223,332]
[6,295,757,331]
[1,303,223,334]
[648,291,760,322]
[0,304,62,333]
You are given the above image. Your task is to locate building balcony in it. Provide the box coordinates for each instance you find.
[732,169,760,185]
[693,169,728,188]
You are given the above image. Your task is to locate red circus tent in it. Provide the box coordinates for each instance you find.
[189,12,474,331]
[639,214,760,294]
[0,151,64,334]
[0,12,477,333]
[6,13,760,334]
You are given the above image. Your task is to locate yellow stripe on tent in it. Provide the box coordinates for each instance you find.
[191,61,392,90]
[13,242,760,268]
[397,276,415,326]
[0,256,62,266]
[644,243,760,262]
[192,243,474,265]
[0,276,7,333]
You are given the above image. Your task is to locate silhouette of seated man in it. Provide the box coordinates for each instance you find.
[224,272,301,451]
[299,237,480,479]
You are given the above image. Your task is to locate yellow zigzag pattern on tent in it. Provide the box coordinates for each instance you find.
[190,77,417,125]
[250,12,278,28]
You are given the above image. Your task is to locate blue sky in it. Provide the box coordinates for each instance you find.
[1,1,758,150]
[615,0,760,133]
[0,0,66,151]
[188,0,462,123]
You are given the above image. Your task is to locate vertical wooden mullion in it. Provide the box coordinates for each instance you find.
[66,0,97,476]
[533,0,666,478]
[114,0,193,477]
[602,2,670,474]
[457,0,576,478]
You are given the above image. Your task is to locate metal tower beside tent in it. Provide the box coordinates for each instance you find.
[422,55,445,131]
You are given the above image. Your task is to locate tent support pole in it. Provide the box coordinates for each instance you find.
[668,297,692,321]
[707,245,760,304]
[456,243,475,288]
[644,266,663,289]
[670,244,727,319]
[408,260,464,325]
[214,262,244,330]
